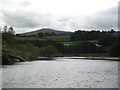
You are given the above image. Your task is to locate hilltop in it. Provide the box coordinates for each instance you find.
[22,28,73,35]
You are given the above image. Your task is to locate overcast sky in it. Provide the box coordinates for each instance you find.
[0,0,119,33]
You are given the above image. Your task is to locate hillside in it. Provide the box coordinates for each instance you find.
[22,28,73,35]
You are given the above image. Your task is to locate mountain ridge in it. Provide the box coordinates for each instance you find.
[22,28,73,35]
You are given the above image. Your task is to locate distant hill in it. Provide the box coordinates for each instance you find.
[22,28,73,35]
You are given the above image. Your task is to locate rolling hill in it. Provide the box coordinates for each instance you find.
[22,28,73,35]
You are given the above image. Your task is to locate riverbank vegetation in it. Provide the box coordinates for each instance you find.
[1,26,120,64]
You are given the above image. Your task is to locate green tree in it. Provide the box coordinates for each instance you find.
[2,26,8,33]
[75,41,105,53]
[98,34,115,47]
[37,32,44,38]
[109,35,120,57]
[39,45,60,57]
[8,26,15,34]
[2,26,15,45]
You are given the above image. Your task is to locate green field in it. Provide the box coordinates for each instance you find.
[16,36,97,46]
[60,40,98,46]
[15,36,46,41]
[16,35,70,42]
[43,35,70,42]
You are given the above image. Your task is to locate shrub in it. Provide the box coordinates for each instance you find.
[39,45,61,57]
[75,41,105,53]
[14,43,40,60]
[109,35,120,57]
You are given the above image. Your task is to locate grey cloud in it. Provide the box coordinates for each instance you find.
[54,6,118,31]
[0,6,118,33]
[102,6,118,15]
[49,17,75,30]
[0,0,11,4]
[68,6,118,30]
[85,6,118,30]
[57,16,74,22]
[19,1,31,7]
[118,2,120,29]
[1,10,52,28]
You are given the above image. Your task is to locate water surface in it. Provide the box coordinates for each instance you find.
[2,57,118,88]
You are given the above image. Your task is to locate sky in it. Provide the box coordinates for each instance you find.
[0,0,119,33]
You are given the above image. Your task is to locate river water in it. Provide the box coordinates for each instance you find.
[2,57,119,88]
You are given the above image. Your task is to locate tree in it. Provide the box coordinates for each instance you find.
[51,32,56,36]
[0,26,2,33]
[98,34,115,47]
[37,32,44,38]
[2,26,8,33]
[109,35,120,57]
[70,30,101,41]
[8,26,15,34]
[2,26,15,45]
[110,29,115,33]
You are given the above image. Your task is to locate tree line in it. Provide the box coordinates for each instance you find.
[16,32,56,38]
[70,29,120,56]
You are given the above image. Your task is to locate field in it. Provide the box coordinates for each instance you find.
[44,35,70,42]
[16,35,70,42]
[16,35,98,46]
[15,36,46,41]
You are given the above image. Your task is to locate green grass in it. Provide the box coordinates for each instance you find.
[60,41,80,45]
[15,36,97,46]
[15,36,46,41]
[88,40,98,43]
[44,35,70,42]
[60,40,98,45]
[15,35,70,42]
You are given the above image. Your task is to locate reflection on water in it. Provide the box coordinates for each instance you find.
[2,57,118,88]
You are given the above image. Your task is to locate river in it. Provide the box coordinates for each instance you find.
[2,57,119,88]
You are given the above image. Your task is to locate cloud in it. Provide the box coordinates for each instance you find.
[0,5,118,33]
[118,2,120,30]
[0,9,74,31]
[1,10,52,28]
[66,6,118,31]
[50,6,118,31]
[0,0,12,5]
[19,1,31,7]
[84,6,118,30]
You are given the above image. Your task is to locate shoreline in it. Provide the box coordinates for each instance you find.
[37,56,120,61]
[67,57,120,61]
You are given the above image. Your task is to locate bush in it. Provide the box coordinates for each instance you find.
[98,34,115,47]
[109,35,120,57]
[2,33,15,45]
[39,45,61,57]
[14,43,40,60]
[75,41,105,53]
[44,40,65,53]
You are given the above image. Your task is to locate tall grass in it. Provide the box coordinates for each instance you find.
[39,45,61,57]
[14,43,40,60]
[44,35,70,42]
